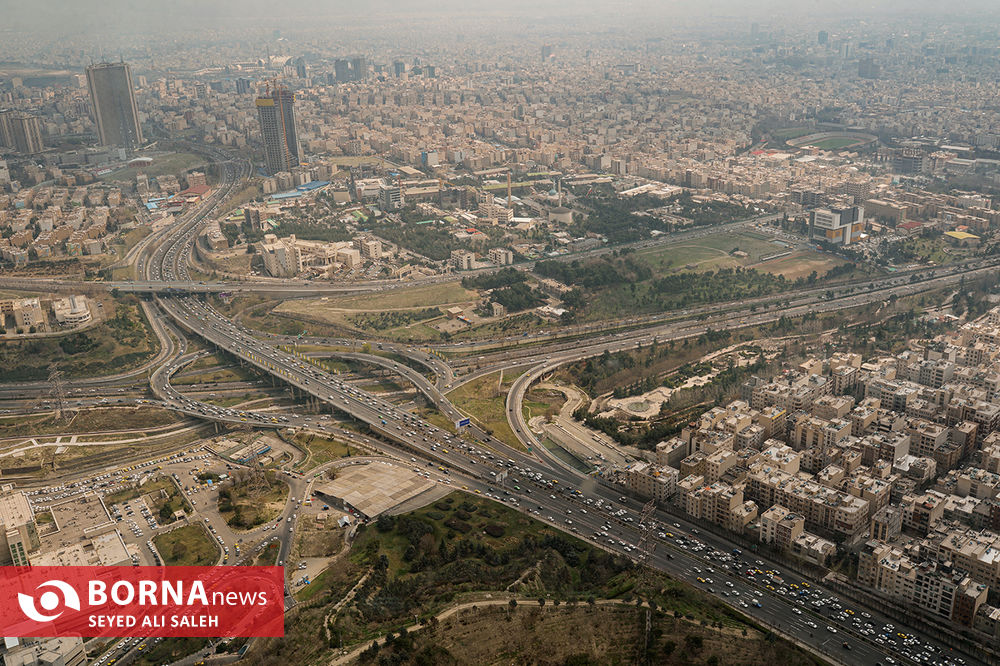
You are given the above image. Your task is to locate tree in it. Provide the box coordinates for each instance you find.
[170,542,187,561]
[537,597,546,606]
[509,598,517,610]
[587,596,596,607]
[684,634,703,652]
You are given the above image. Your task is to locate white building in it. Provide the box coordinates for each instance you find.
[51,295,91,326]
[260,233,302,277]
[810,205,864,245]
[619,462,678,504]
[358,238,382,261]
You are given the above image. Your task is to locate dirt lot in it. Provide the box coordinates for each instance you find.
[753,250,848,280]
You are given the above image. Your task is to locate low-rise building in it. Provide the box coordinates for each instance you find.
[451,249,474,270]
[51,295,91,326]
[0,486,39,566]
[488,247,514,265]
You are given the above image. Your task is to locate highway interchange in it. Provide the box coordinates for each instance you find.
[0,145,990,666]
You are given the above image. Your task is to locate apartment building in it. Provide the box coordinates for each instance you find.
[745,464,870,539]
[859,540,988,626]
[451,249,474,270]
[682,480,758,533]
[488,247,514,265]
[617,462,678,504]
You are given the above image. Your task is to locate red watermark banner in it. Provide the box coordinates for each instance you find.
[0,566,284,638]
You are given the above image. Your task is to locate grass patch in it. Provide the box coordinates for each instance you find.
[523,386,566,422]
[203,394,269,408]
[809,137,866,150]
[348,307,443,331]
[111,265,135,281]
[275,281,477,320]
[296,568,333,602]
[292,431,355,469]
[635,231,784,273]
[186,352,226,371]
[754,250,848,280]
[413,407,457,433]
[451,312,552,342]
[112,225,152,260]
[153,523,218,566]
[172,365,258,385]
[446,371,526,451]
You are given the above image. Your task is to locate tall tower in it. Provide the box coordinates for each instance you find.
[256,83,300,175]
[350,55,367,81]
[85,62,144,151]
[10,115,44,154]
[334,59,350,82]
[0,109,16,148]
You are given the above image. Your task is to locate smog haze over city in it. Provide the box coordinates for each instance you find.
[4,1,1000,665]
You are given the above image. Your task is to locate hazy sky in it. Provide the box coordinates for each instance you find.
[4,0,999,31]
[2,0,998,64]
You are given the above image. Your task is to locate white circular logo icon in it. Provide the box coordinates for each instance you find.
[17,580,81,622]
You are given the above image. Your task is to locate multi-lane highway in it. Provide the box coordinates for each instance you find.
[0,143,987,665]
[142,260,967,666]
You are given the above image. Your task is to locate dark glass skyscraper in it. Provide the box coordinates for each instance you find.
[86,62,144,151]
[256,85,300,175]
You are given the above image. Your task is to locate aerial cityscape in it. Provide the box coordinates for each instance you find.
[4,0,1000,664]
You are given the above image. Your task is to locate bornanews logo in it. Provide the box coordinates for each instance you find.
[0,566,284,638]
